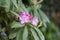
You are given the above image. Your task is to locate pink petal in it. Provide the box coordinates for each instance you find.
[19,11,32,24]
[32,16,38,26]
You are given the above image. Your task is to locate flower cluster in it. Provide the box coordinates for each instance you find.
[19,12,38,26]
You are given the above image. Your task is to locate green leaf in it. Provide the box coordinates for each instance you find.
[11,0,18,9]
[0,0,10,12]
[10,11,19,17]
[18,0,24,12]
[30,25,45,40]
[30,28,40,40]
[5,0,10,12]
[10,21,25,28]
[9,32,16,39]
[22,27,28,40]
[38,9,50,23]
[38,9,50,27]
[33,27,45,40]
[16,28,23,40]
[20,1,28,12]
[0,0,6,7]
[34,9,39,17]
[33,8,41,21]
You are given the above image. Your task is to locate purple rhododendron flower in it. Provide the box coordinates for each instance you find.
[19,11,39,26]
[32,16,38,26]
[19,12,32,24]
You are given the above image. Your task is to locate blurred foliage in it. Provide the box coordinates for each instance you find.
[0,0,59,40]
[41,0,60,26]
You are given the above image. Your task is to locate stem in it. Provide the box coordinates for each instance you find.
[37,0,43,4]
